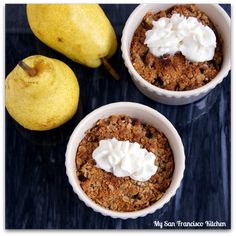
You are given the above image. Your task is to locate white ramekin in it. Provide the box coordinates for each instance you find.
[121,4,231,105]
[65,102,185,219]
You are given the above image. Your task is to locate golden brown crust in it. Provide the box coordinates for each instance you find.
[75,115,174,212]
[130,4,223,91]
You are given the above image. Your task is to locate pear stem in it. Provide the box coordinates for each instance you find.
[18,61,38,77]
[101,58,120,80]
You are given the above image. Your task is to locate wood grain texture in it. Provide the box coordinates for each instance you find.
[5,4,231,229]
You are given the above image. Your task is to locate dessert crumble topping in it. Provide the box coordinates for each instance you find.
[76,115,174,212]
[130,4,223,91]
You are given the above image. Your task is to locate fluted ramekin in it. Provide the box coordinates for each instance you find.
[65,102,185,219]
[121,4,231,105]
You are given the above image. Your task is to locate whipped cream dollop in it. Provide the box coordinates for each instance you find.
[92,138,158,181]
[144,13,216,62]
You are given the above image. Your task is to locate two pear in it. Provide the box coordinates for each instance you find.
[6,4,118,131]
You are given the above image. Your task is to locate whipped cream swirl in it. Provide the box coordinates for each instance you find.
[144,13,216,62]
[92,138,158,181]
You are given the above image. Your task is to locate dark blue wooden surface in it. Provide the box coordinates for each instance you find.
[5,4,231,229]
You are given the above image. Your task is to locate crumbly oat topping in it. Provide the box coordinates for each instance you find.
[130,4,223,91]
[76,115,174,212]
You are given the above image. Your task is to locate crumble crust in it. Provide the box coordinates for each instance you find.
[76,115,174,212]
[130,4,223,91]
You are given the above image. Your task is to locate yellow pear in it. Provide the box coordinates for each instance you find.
[5,55,80,131]
[26,4,118,71]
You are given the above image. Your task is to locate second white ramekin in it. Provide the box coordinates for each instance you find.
[121,4,231,105]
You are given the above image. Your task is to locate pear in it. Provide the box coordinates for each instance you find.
[5,55,80,131]
[27,4,119,79]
